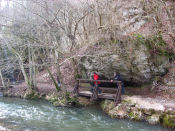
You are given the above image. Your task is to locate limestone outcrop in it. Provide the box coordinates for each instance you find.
[75,0,173,84]
[101,95,175,128]
[79,39,169,84]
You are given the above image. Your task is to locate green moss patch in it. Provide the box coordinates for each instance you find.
[24,90,39,99]
[133,33,174,59]
[128,111,142,121]
[162,115,175,128]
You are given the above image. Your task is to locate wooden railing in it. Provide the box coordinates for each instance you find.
[73,79,122,105]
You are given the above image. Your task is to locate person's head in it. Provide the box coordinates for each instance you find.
[114,71,119,76]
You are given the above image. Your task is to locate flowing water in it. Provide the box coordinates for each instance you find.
[0,97,173,131]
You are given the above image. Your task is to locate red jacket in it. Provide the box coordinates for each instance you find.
[94,73,101,85]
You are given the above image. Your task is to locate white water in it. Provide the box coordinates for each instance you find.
[0,97,173,131]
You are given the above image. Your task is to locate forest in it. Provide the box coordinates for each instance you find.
[0,0,175,130]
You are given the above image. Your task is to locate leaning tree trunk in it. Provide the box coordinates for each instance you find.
[0,69,6,89]
[71,57,80,83]
[46,67,60,91]
[54,50,62,88]
[10,47,31,90]
[28,47,37,91]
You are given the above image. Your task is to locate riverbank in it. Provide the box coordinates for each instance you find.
[2,85,175,129]
[0,97,172,131]
[2,65,175,129]
[101,95,175,128]
[3,87,81,107]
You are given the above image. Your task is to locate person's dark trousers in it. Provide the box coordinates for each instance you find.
[116,83,125,94]
[121,83,125,94]
[95,84,101,94]
[98,87,101,94]
[90,88,94,93]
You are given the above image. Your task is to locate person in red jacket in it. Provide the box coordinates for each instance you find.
[93,72,101,85]
[90,72,101,94]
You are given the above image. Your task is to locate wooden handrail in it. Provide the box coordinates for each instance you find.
[77,79,121,83]
[74,78,123,105]
[79,86,118,91]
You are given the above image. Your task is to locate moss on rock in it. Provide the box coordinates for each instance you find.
[100,100,115,112]
[162,115,175,128]
[128,110,142,121]
[147,114,160,124]
[101,96,175,129]
[45,92,82,107]
[45,94,65,106]
[77,97,96,107]
[24,90,39,99]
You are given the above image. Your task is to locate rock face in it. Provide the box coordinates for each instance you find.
[75,1,170,84]
[100,95,175,128]
[0,126,10,131]
[79,40,168,84]
[111,0,148,35]
[56,0,173,85]
[148,114,160,125]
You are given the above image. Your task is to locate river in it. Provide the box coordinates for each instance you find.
[0,97,173,131]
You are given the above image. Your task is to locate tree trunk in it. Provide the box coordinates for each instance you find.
[0,69,6,89]
[46,67,60,91]
[10,47,31,89]
[54,50,62,88]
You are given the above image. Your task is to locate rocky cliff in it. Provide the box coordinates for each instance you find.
[78,36,170,84]
[73,0,174,85]
[57,0,174,87]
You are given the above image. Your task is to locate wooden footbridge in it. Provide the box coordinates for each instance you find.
[73,79,122,105]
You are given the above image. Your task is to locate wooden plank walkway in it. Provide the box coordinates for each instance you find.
[73,79,122,105]
[79,91,116,100]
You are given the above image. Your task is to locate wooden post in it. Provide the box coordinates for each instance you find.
[114,81,122,105]
[73,80,79,96]
[95,82,99,99]
[173,61,175,77]
[76,80,79,96]
[90,81,98,101]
